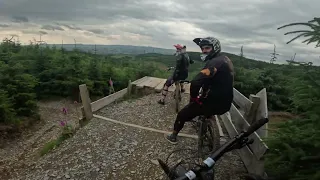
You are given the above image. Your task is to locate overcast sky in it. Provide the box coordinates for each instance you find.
[0,0,319,65]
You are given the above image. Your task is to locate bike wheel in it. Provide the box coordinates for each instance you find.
[204,116,220,152]
[197,119,205,158]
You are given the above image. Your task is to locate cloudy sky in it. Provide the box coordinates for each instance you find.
[0,0,319,64]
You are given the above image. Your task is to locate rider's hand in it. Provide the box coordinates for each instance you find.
[190,96,202,105]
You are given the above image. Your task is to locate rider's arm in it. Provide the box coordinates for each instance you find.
[225,56,235,86]
[190,66,217,98]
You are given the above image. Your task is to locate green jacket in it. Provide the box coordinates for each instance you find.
[174,52,194,75]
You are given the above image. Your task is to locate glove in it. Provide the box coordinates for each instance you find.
[190,96,202,105]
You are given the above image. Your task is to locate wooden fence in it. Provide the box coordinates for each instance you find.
[219,88,269,176]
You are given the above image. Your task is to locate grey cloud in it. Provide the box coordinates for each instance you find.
[87,29,105,34]
[55,23,82,30]
[41,25,64,31]
[105,36,119,41]
[39,31,48,35]
[0,0,179,23]
[0,24,9,28]
[12,16,29,22]
[21,30,48,35]
[0,0,319,64]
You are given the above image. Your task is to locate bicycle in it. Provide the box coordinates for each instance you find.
[158,117,269,180]
[167,66,190,113]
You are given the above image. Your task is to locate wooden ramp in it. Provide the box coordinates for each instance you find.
[131,76,191,94]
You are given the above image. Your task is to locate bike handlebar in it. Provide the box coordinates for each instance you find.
[243,117,268,137]
[158,117,269,180]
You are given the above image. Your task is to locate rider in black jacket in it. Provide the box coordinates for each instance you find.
[158,44,194,105]
[165,37,234,144]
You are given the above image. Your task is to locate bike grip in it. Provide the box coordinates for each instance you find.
[244,118,269,136]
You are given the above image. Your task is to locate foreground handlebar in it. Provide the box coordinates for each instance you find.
[243,118,268,137]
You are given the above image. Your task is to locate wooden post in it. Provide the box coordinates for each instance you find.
[79,84,93,120]
[127,80,132,96]
[244,94,260,124]
[255,88,268,138]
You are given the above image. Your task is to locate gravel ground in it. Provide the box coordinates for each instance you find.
[6,92,247,180]
[96,92,248,180]
[0,99,82,180]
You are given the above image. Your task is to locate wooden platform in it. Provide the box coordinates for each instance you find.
[132,76,191,94]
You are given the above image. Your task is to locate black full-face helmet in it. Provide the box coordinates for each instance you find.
[193,37,221,61]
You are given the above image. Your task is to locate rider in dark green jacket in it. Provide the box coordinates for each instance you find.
[158,44,194,105]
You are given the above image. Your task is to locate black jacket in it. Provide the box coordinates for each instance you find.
[190,53,234,106]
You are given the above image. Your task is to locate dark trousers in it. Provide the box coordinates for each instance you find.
[173,101,230,133]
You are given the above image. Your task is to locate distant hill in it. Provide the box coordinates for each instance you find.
[43,44,175,55]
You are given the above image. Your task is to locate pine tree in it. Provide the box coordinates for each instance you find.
[278,17,320,48]
[265,17,320,180]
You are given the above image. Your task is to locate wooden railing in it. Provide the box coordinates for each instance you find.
[219,88,269,176]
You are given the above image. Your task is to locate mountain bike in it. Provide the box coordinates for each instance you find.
[167,66,190,113]
[158,118,269,180]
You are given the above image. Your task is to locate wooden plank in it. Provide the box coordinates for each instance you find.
[79,84,93,120]
[155,79,166,93]
[137,77,154,88]
[91,88,128,112]
[229,104,268,160]
[220,113,265,176]
[93,114,198,139]
[233,88,253,114]
[245,94,260,124]
[132,77,152,94]
[132,76,149,85]
[147,77,164,88]
[137,77,164,89]
[236,145,265,176]
[255,88,268,138]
